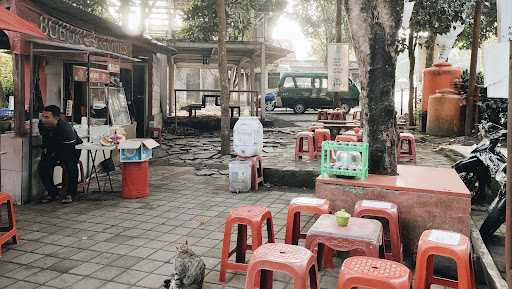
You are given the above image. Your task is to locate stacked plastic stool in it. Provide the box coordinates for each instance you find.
[245,243,319,289]
[314,129,331,155]
[295,131,316,160]
[285,197,334,267]
[413,230,475,289]
[0,192,19,255]
[398,133,417,163]
[353,200,403,262]
[337,256,412,289]
[236,155,264,190]
[219,205,275,282]
[308,123,325,132]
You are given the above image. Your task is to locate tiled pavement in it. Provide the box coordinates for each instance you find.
[0,166,342,289]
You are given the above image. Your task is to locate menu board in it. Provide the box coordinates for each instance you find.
[108,87,131,126]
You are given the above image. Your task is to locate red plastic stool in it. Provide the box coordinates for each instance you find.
[317,110,328,120]
[314,129,331,152]
[236,155,264,190]
[353,200,403,262]
[398,133,417,163]
[219,205,275,282]
[335,135,359,142]
[338,256,411,289]
[413,230,475,289]
[328,111,344,120]
[295,132,316,160]
[285,197,334,268]
[0,193,19,255]
[245,243,319,289]
[149,127,163,142]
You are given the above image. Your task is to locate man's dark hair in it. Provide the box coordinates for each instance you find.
[43,105,61,118]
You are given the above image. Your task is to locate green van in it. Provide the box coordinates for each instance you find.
[273,72,360,113]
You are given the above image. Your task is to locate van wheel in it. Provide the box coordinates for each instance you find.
[293,103,306,114]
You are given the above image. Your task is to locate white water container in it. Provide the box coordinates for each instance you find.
[229,160,252,192]
[233,117,263,157]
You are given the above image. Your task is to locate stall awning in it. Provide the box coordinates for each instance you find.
[0,7,45,38]
[29,38,141,63]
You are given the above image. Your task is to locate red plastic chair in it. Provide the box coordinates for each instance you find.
[284,197,333,267]
[149,127,163,142]
[219,205,275,282]
[317,110,328,121]
[353,200,403,262]
[314,129,331,153]
[245,243,319,289]
[337,256,412,289]
[413,230,475,289]
[0,193,19,256]
[236,155,264,191]
[295,132,316,160]
[398,133,417,163]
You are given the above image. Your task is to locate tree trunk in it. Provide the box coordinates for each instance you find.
[408,31,416,126]
[425,33,436,68]
[217,0,230,155]
[333,0,343,108]
[344,0,402,175]
[465,0,482,136]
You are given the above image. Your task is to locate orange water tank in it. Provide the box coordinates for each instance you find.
[422,62,462,113]
[427,89,462,137]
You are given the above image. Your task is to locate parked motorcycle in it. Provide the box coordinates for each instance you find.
[453,122,507,204]
[479,163,507,240]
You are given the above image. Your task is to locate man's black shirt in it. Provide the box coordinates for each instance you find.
[39,119,83,160]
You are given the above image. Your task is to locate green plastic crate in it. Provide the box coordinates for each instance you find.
[320,141,369,180]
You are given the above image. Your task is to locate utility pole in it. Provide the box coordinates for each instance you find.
[333,0,343,109]
[465,0,482,136]
[260,14,267,120]
[217,0,230,155]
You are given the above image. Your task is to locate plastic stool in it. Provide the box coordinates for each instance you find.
[317,110,328,121]
[353,110,362,121]
[413,230,475,289]
[335,135,358,142]
[328,111,344,120]
[219,205,275,282]
[236,155,264,190]
[338,256,411,289]
[353,200,403,262]
[0,193,19,255]
[398,133,416,163]
[314,129,331,152]
[308,123,325,132]
[149,127,163,142]
[245,243,319,289]
[295,132,316,160]
[58,160,86,194]
[285,197,334,268]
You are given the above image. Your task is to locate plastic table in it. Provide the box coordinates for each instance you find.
[305,214,383,269]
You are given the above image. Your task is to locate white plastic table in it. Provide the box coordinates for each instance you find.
[76,143,116,193]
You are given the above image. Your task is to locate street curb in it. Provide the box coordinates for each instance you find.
[471,221,508,289]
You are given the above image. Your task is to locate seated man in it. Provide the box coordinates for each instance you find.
[38,105,82,204]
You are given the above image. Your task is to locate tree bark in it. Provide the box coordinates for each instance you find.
[344,0,402,175]
[425,33,436,68]
[465,0,482,136]
[217,0,231,155]
[408,31,416,126]
[333,0,343,108]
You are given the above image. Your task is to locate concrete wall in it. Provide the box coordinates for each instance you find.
[44,58,63,107]
[151,53,168,128]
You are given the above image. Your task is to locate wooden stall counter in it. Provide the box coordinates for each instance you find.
[315,165,471,258]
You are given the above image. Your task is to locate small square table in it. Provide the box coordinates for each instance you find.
[305,214,383,268]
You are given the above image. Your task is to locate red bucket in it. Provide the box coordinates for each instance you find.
[121,161,149,199]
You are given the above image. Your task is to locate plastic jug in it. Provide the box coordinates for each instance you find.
[229,160,252,192]
[233,117,263,157]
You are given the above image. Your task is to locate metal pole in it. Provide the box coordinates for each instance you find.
[507,37,512,289]
[260,14,266,120]
[465,0,482,136]
[400,88,404,115]
[28,43,34,202]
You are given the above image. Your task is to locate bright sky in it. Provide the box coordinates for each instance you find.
[271,0,313,59]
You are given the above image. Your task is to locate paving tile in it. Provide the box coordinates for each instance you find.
[29,257,62,269]
[24,270,61,285]
[147,250,175,262]
[4,266,41,280]
[90,253,122,265]
[69,277,105,289]
[136,273,167,288]
[89,242,118,252]
[4,281,38,289]
[47,260,84,273]
[0,276,17,288]
[127,247,156,258]
[152,263,173,276]
[108,245,137,255]
[90,266,126,281]
[130,260,165,273]
[33,245,65,255]
[109,256,144,269]
[44,274,82,289]
[69,263,104,276]
[69,250,102,262]
[113,270,148,285]
[0,262,21,275]
[99,282,130,289]
[9,253,44,265]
